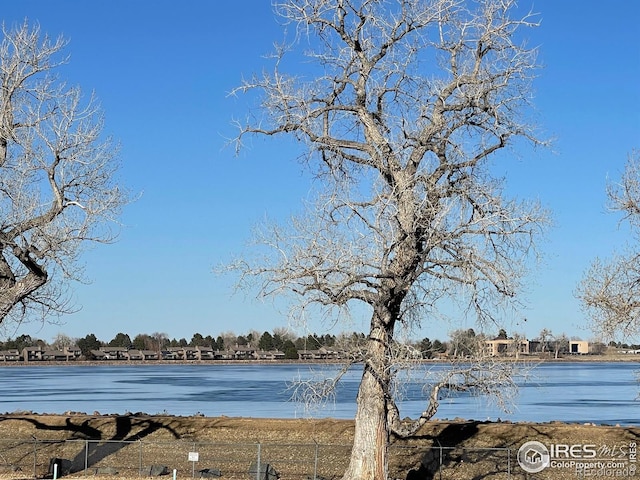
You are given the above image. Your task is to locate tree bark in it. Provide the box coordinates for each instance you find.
[343,371,388,480]
[0,272,47,320]
[342,320,391,480]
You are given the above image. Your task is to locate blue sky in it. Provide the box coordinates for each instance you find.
[1,1,638,345]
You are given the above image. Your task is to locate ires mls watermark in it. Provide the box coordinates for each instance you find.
[518,440,637,477]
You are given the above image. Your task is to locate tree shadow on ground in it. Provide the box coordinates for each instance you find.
[0,415,180,477]
[402,421,640,480]
[403,421,558,480]
[405,421,480,480]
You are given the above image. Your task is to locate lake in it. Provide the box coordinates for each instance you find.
[0,362,637,425]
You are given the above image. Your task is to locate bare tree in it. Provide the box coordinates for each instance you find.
[551,332,568,359]
[219,330,238,350]
[230,1,546,478]
[448,328,482,358]
[151,332,170,351]
[272,326,296,344]
[576,151,640,341]
[537,327,552,353]
[509,331,527,360]
[50,332,77,350]
[0,21,126,327]
[246,329,262,348]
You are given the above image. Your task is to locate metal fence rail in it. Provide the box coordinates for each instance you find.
[0,438,514,479]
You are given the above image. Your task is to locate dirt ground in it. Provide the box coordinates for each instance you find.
[0,413,637,479]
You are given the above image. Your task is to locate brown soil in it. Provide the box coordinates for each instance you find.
[0,414,637,479]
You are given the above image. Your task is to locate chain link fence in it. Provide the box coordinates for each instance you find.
[0,438,515,479]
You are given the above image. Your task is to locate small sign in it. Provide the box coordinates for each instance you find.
[188,452,199,462]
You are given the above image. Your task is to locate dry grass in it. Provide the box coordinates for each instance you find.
[0,414,637,479]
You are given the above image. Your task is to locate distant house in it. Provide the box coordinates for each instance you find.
[569,340,589,354]
[166,347,186,360]
[126,349,143,361]
[298,350,315,360]
[298,347,342,361]
[161,349,180,360]
[90,349,108,360]
[42,350,68,361]
[196,345,214,360]
[233,346,256,360]
[0,349,20,361]
[141,350,159,361]
[22,346,43,362]
[64,346,82,360]
[22,345,82,362]
[528,340,542,353]
[183,348,199,360]
[298,349,324,360]
[255,350,285,361]
[214,350,235,360]
[319,347,341,360]
[167,347,200,360]
[99,346,128,360]
[484,338,529,357]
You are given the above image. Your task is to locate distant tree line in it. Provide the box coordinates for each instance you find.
[0,329,364,360]
[1,327,632,362]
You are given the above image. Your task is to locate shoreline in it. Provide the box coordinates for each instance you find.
[0,354,638,367]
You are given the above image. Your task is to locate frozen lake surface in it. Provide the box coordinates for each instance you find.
[1,362,637,425]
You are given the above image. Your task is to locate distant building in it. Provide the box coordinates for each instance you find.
[22,346,43,362]
[90,349,107,360]
[213,349,235,360]
[298,347,341,361]
[20,345,81,361]
[99,346,128,360]
[0,349,20,361]
[42,350,69,361]
[484,338,529,357]
[232,346,256,360]
[140,350,159,361]
[165,347,199,360]
[255,350,286,360]
[196,345,215,360]
[64,345,82,360]
[125,349,143,361]
[569,340,589,354]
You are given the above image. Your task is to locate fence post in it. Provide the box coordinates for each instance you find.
[192,441,196,478]
[507,447,511,478]
[256,443,261,480]
[139,440,143,477]
[84,440,89,474]
[313,440,319,480]
[32,436,37,479]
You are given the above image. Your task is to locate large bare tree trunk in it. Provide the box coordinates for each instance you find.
[345,371,388,480]
[343,320,392,480]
